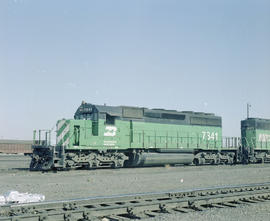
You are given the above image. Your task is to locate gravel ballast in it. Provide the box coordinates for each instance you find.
[0,154,270,220]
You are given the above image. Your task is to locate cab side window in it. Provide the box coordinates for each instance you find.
[106,114,115,125]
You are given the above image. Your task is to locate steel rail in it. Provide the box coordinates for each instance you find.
[1,182,270,221]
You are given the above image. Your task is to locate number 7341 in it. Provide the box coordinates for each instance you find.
[202,131,218,140]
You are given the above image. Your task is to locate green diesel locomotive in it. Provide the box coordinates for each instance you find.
[30,102,239,170]
[241,118,270,163]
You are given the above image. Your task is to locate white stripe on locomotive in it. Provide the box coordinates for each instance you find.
[57,120,66,131]
[57,123,70,146]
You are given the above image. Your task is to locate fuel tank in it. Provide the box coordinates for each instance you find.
[129,152,194,167]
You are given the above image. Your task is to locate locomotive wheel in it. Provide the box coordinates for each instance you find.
[40,159,53,171]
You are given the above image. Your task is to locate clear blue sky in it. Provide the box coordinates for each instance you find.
[1,0,270,139]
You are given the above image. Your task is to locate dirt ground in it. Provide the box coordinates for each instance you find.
[0,154,270,220]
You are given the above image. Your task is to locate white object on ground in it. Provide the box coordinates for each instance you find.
[0,191,45,205]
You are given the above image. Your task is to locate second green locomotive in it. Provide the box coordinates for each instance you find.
[241,118,270,163]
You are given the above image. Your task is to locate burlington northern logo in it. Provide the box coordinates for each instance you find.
[104,126,117,137]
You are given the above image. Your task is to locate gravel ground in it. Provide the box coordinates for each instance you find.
[0,154,270,220]
[145,202,270,221]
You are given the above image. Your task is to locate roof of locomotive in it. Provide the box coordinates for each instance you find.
[241,118,270,130]
[74,102,222,127]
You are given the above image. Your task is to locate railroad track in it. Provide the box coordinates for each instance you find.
[1,183,270,221]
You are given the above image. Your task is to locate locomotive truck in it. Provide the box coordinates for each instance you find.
[30,102,270,171]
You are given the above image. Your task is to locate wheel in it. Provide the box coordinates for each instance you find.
[40,159,53,170]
